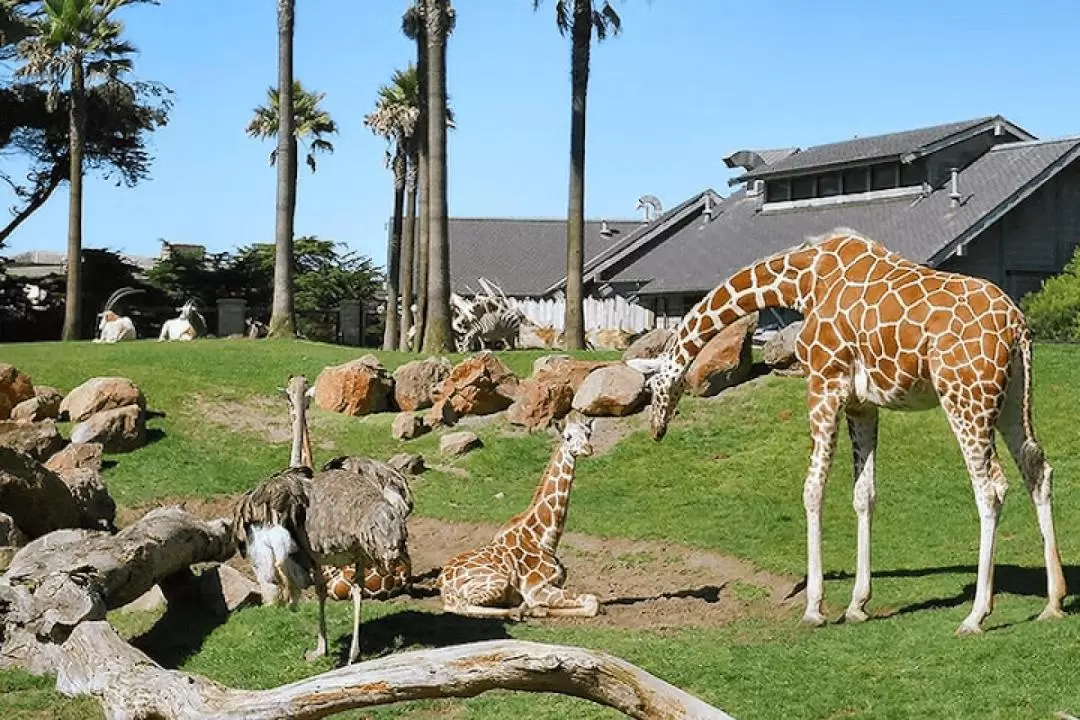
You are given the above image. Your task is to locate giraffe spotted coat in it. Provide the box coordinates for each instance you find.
[638,228,1066,636]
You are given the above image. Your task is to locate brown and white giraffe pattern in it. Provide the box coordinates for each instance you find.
[642,228,1067,635]
[322,559,411,601]
[437,420,600,619]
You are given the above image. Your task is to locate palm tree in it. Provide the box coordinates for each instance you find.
[420,0,453,353]
[364,67,419,351]
[534,0,620,350]
[403,1,454,352]
[269,0,296,338]
[247,82,338,173]
[15,0,141,341]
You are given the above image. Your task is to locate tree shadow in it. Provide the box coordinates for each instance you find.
[604,584,726,607]
[127,569,233,669]
[339,609,514,664]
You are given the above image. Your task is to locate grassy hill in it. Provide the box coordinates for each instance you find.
[2,339,1080,719]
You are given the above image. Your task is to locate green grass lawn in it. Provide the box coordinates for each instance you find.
[3,338,1080,719]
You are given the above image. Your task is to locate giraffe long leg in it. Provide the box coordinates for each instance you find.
[938,392,1007,636]
[347,583,362,664]
[801,375,845,627]
[306,563,329,661]
[845,404,879,623]
[997,358,1067,620]
[524,584,600,618]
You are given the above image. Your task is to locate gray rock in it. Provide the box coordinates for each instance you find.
[762,321,804,369]
[440,431,482,456]
[622,328,674,361]
[571,365,648,417]
[70,405,146,453]
[391,412,428,441]
[388,453,426,475]
[0,420,64,462]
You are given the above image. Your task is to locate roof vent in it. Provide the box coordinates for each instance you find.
[599,220,613,237]
[948,168,962,208]
[993,119,1004,137]
[703,194,716,220]
[746,179,765,197]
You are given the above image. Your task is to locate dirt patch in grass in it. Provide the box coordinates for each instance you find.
[404,516,803,631]
[186,393,337,450]
[117,498,802,632]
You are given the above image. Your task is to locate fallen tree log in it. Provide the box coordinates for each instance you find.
[1,506,734,720]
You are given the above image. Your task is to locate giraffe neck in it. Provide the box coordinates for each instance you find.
[289,399,309,469]
[649,245,818,438]
[518,445,577,555]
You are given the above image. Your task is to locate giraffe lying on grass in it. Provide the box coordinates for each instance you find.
[438,418,599,619]
[631,227,1066,636]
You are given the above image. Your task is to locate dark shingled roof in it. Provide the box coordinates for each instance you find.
[591,137,1080,295]
[448,218,640,296]
[736,116,1034,180]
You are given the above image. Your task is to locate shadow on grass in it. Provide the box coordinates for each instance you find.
[128,569,231,668]
[812,564,1080,621]
[605,584,726,607]
[341,609,514,664]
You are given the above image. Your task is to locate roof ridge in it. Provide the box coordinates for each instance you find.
[990,135,1080,151]
[801,115,995,151]
[449,216,641,223]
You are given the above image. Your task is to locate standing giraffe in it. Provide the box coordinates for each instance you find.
[438,418,599,618]
[633,228,1066,635]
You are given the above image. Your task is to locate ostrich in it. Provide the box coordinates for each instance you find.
[232,374,413,664]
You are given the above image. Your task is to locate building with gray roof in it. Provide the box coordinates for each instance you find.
[448,115,1080,330]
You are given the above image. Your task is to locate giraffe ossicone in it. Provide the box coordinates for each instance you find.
[437,417,600,619]
[643,228,1067,635]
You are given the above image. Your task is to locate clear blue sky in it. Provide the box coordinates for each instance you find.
[2,0,1079,267]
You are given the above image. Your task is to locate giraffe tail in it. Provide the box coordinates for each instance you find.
[1011,325,1047,478]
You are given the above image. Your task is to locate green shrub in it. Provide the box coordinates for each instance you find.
[1021,246,1080,341]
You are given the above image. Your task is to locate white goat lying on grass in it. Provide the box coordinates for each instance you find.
[94,288,143,343]
[159,299,207,341]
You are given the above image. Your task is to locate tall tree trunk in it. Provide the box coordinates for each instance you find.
[269,0,297,338]
[62,60,86,341]
[413,15,430,351]
[563,1,592,351]
[398,147,418,350]
[382,143,406,350]
[421,0,452,353]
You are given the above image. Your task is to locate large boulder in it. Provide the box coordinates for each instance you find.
[314,355,394,416]
[506,378,576,431]
[440,431,482,456]
[0,420,64,462]
[60,377,145,422]
[391,412,428,441]
[10,390,62,423]
[44,442,104,473]
[507,357,614,430]
[762,321,804,369]
[0,365,35,421]
[685,313,757,397]
[0,447,83,538]
[430,351,519,417]
[571,364,647,416]
[55,467,116,531]
[70,405,147,452]
[587,328,636,351]
[623,328,673,361]
[0,510,28,571]
[393,357,452,411]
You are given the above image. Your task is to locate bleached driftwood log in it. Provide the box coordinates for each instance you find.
[0,506,733,720]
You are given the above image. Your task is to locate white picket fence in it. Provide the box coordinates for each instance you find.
[510,295,654,332]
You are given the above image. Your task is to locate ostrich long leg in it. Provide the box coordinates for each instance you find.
[307,565,328,661]
[348,584,362,664]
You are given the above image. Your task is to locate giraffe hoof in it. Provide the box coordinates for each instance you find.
[1037,606,1067,621]
[954,622,984,637]
[801,611,828,627]
[843,608,869,623]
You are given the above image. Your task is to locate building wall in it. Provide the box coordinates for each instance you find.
[940,160,1080,301]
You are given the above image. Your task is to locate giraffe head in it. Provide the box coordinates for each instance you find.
[627,355,683,440]
[560,417,594,458]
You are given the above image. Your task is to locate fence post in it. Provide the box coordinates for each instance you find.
[216,298,246,337]
[339,299,362,346]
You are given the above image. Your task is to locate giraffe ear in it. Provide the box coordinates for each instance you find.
[626,357,662,378]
